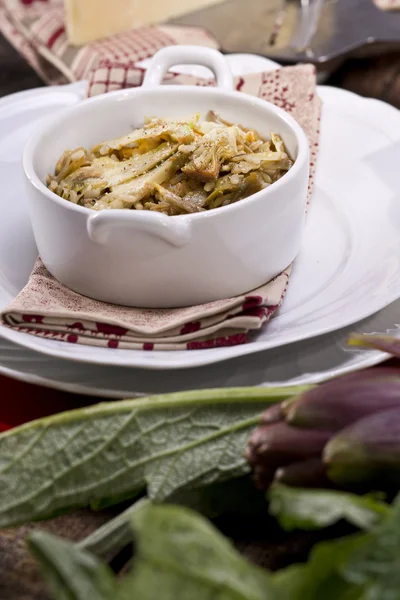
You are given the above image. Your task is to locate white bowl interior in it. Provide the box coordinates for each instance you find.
[32,87,301,184]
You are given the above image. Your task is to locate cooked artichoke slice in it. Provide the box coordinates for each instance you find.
[182,126,240,182]
[206,171,267,209]
[105,152,187,206]
[92,116,200,156]
[229,151,293,175]
[205,173,246,204]
[58,143,178,198]
[154,184,205,214]
[271,132,286,153]
[54,147,92,183]
[207,111,264,141]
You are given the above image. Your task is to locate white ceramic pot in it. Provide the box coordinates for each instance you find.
[23,45,309,308]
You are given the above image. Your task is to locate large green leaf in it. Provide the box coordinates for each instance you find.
[118,503,277,600]
[28,530,116,600]
[342,494,400,599]
[0,386,300,527]
[269,485,389,532]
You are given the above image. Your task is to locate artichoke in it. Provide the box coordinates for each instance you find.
[247,334,400,492]
[92,115,199,156]
[49,112,293,214]
[182,126,240,182]
[104,152,187,207]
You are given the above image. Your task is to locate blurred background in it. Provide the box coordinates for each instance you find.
[0,0,400,106]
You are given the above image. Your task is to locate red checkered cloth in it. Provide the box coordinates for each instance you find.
[0,0,219,85]
[0,0,398,90]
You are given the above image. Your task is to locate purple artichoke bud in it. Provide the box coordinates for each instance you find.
[247,366,400,491]
[325,406,400,488]
[260,403,285,425]
[274,458,332,488]
[246,423,332,489]
[282,368,400,432]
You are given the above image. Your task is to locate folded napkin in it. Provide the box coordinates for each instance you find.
[1,64,320,350]
[2,262,292,350]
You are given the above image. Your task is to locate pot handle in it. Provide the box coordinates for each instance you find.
[87,210,192,247]
[142,45,234,90]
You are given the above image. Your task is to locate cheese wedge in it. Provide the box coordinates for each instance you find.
[65,0,225,45]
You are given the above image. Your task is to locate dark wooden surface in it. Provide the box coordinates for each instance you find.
[0,36,43,97]
[328,50,400,108]
[0,28,399,600]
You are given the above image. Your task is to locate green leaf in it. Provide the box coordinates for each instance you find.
[118,503,277,600]
[80,477,266,561]
[275,534,367,600]
[28,530,116,600]
[268,485,389,532]
[78,498,149,560]
[342,494,400,599]
[275,492,400,600]
[0,386,301,528]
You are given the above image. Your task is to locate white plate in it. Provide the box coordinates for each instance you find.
[0,301,398,397]
[1,55,400,371]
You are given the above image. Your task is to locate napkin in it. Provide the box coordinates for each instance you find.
[0,0,398,89]
[0,0,218,86]
[374,0,400,9]
[1,64,320,350]
[0,0,398,90]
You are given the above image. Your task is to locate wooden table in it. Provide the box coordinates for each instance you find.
[0,31,399,599]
